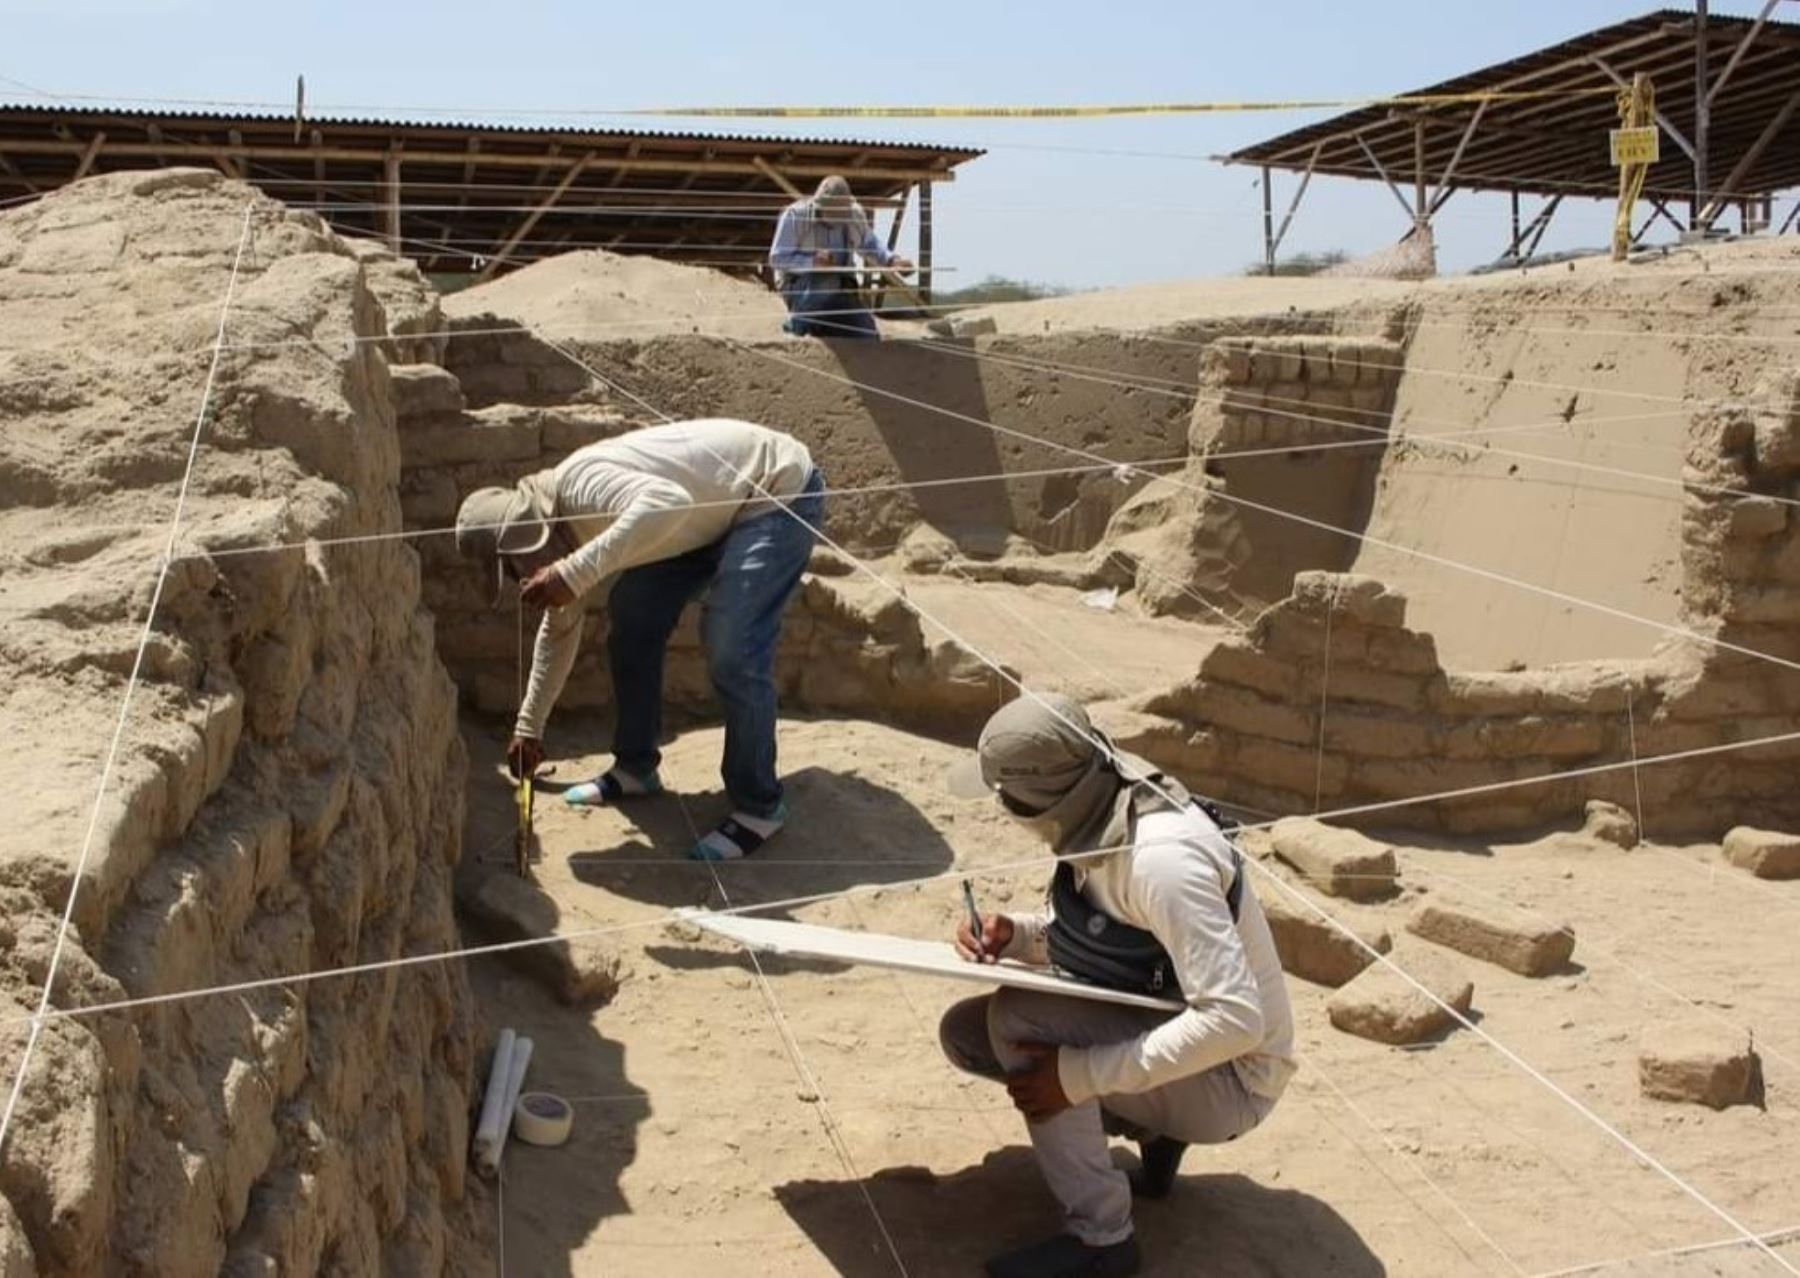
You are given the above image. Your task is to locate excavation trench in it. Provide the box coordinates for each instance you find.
[4,171,1800,1276]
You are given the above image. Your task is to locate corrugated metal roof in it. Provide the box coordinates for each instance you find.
[0,101,983,158]
[1229,8,1800,200]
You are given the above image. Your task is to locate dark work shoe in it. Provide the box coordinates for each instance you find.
[985,1233,1141,1278]
[1128,1136,1188,1200]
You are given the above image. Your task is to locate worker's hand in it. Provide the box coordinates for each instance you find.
[1005,1042,1071,1122]
[520,564,574,610]
[954,914,1014,964]
[889,255,913,273]
[813,249,835,266]
[506,735,545,781]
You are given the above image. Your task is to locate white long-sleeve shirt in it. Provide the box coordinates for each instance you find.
[514,419,815,739]
[1003,805,1297,1107]
[768,198,896,287]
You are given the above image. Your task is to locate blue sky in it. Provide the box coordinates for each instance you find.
[1,1,1780,287]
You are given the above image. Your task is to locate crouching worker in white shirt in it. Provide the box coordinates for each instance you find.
[939,694,1297,1278]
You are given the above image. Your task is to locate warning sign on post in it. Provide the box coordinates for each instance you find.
[1610,126,1661,167]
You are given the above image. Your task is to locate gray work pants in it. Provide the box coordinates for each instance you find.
[939,988,1277,1246]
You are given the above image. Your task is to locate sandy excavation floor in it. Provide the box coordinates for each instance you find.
[454,576,1800,1278]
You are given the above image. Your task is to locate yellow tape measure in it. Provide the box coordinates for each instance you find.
[515,773,535,877]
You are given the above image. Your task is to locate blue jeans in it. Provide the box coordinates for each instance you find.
[780,278,880,339]
[606,470,824,817]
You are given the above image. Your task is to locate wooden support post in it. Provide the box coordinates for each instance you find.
[1412,119,1427,235]
[1697,87,1800,230]
[1523,194,1564,259]
[1706,0,1778,111]
[1591,56,1697,162]
[383,150,402,254]
[1355,133,1422,225]
[602,139,642,190]
[1510,191,1521,254]
[1694,0,1710,229]
[311,129,325,188]
[1268,146,1319,268]
[918,180,933,304]
[0,153,38,194]
[71,131,105,181]
[1506,194,1564,262]
[873,187,912,311]
[145,122,172,169]
[1261,166,1275,275]
[479,152,595,280]
[1428,101,1487,217]
[751,154,803,198]
[887,186,909,252]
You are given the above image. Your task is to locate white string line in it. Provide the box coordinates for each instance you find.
[46,169,1788,234]
[671,795,912,1278]
[744,346,1761,1270]
[276,186,1714,227]
[1301,1059,1527,1277]
[191,301,1800,362]
[571,340,1513,1267]
[729,338,1800,681]
[1001,523,1254,633]
[9,727,1800,1036]
[0,375,1721,602]
[939,559,1132,687]
[495,1156,507,1278]
[0,202,257,1157]
[839,894,1012,1149]
[0,458,1181,580]
[547,341,1800,1273]
[600,364,911,1276]
[942,547,1519,1274]
[1312,581,1338,814]
[31,396,1700,590]
[908,333,1750,511]
[1528,1223,1800,1278]
[1389,857,1800,1076]
[1098,547,1253,631]
[1133,325,1787,407]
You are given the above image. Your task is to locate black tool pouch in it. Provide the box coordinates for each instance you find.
[1043,801,1245,997]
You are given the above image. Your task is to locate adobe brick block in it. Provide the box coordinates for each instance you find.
[1270,818,1398,900]
[1407,898,1574,977]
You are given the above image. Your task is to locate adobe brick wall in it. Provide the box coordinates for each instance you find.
[1119,359,1800,842]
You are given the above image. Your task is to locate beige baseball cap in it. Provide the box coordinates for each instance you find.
[946,693,1103,808]
[454,476,553,560]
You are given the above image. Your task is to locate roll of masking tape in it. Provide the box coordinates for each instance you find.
[513,1092,574,1147]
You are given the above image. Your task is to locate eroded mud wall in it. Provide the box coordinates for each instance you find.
[0,172,482,1276]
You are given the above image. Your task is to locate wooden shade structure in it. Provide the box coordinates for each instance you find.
[1227,6,1800,268]
[0,104,983,289]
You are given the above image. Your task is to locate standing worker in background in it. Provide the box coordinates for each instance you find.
[769,174,911,338]
[453,419,823,861]
[940,694,1296,1278]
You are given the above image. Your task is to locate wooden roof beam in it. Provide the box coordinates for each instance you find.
[1707,0,1782,109]
[1699,86,1800,227]
[478,150,596,280]
[0,137,955,183]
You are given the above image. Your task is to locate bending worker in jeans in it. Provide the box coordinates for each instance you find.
[768,174,910,338]
[941,694,1296,1278]
[453,418,823,861]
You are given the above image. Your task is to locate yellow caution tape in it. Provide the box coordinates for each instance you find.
[626,89,1620,120]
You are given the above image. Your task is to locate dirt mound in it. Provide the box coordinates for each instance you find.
[443,248,785,340]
